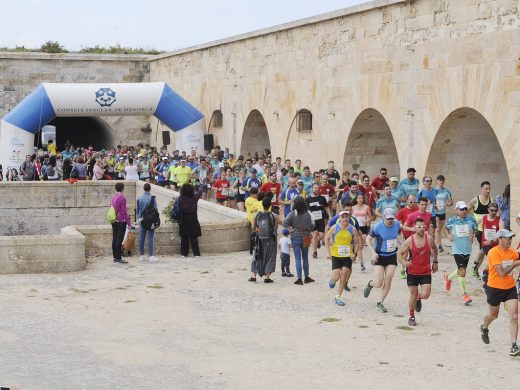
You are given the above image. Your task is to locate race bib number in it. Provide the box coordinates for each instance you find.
[436,199,445,209]
[311,210,322,220]
[272,194,277,202]
[484,228,496,241]
[221,188,229,196]
[357,216,367,227]
[323,194,330,203]
[426,203,433,213]
[502,260,514,275]
[162,171,169,179]
[455,224,470,237]
[338,245,350,256]
[386,239,398,252]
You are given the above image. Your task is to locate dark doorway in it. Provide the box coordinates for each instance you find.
[35,117,114,150]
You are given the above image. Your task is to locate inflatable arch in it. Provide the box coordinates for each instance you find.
[0,82,205,171]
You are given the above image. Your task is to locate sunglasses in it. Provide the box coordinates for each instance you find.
[408,201,416,203]
[425,180,432,183]
[459,208,468,211]
[489,209,498,212]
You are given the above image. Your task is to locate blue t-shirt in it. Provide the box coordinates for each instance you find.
[435,187,452,215]
[300,175,314,194]
[445,215,478,255]
[370,220,401,256]
[391,186,404,202]
[416,188,438,217]
[156,162,169,183]
[398,178,420,198]
[281,188,300,216]
[244,176,261,198]
[376,195,400,214]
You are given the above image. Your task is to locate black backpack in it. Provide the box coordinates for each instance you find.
[170,197,181,221]
[256,211,275,240]
[141,196,161,230]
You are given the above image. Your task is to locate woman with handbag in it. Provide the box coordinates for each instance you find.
[282,196,315,285]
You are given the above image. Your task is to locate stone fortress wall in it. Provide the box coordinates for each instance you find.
[0,0,519,214]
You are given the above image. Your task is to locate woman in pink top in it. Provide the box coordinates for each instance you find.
[352,193,372,272]
[111,182,131,263]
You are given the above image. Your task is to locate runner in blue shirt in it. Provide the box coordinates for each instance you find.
[398,167,420,201]
[280,178,301,217]
[434,174,453,252]
[375,184,401,219]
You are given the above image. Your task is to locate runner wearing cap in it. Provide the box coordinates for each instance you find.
[174,159,193,189]
[325,210,360,306]
[154,156,170,188]
[480,229,520,357]
[389,176,403,202]
[397,218,438,327]
[443,201,478,305]
[363,207,401,313]
[296,179,307,198]
[434,175,453,253]
[469,181,493,278]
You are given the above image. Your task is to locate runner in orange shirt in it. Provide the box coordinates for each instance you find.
[480,229,520,357]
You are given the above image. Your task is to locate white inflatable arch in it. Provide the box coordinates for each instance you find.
[0,82,205,170]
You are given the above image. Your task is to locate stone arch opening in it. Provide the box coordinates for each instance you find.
[425,107,510,204]
[343,108,400,178]
[208,109,226,146]
[40,117,115,150]
[240,109,270,157]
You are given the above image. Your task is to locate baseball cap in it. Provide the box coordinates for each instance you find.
[339,210,350,216]
[496,229,515,239]
[180,159,186,162]
[251,168,257,174]
[390,176,399,182]
[162,156,168,160]
[282,228,289,235]
[454,201,468,210]
[383,208,396,219]
[407,168,416,173]
[296,179,303,184]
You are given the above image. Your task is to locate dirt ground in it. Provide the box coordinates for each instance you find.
[0,243,519,389]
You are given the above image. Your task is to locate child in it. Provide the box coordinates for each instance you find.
[279,228,294,277]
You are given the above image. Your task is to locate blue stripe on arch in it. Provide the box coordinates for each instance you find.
[3,84,56,133]
[154,83,203,132]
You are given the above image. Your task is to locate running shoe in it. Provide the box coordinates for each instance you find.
[510,344,520,357]
[408,316,417,326]
[304,276,315,284]
[294,279,303,285]
[149,256,158,263]
[400,269,407,279]
[444,272,452,291]
[139,255,146,262]
[286,273,294,277]
[415,299,422,312]
[360,264,366,273]
[281,273,287,277]
[376,302,387,313]
[363,280,373,298]
[328,279,336,289]
[438,245,444,253]
[344,285,351,292]
[470,266,480,279]
[463,293,472,305]
[480,324,490,344]
[335,296,345,306]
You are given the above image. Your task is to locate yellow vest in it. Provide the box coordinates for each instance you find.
[330,224,354,258]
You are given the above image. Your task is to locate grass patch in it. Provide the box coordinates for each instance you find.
[200,271,210,274]
[393,314,405,318]
[125,300,137,303]
[115,287,127,290]
[431,333,441,336]
[320,317,341,323]
[376,323,384,326]
[69,288,94,294]
[437,363,444,367]
[147,284,164,289]
[379,361,389,365]
[358,325,369,328]
[395,326,413,331]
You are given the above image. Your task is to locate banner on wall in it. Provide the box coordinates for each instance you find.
[0,82,204,173]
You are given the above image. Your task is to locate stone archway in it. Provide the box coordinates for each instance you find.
[240,109,270,157]
[343,108,400,178]
[425,107,510,204]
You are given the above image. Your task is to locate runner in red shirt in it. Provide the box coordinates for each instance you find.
[360,175,378,210]
[370,168,390,195]
[212,171,231,207]
[260,171,282,213]
[397,218,438,327]
[404,197,433,235]
[318,173,337,217]
[396,194,419,239]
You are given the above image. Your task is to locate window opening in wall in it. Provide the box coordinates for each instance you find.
[211,110,223,128]
[296,109,312,132]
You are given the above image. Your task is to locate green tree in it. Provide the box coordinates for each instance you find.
[40,41,68,53]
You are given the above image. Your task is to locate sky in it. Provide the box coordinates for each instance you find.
[2,0,369,52]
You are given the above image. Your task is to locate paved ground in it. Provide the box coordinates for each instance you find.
[0,244,519,389]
